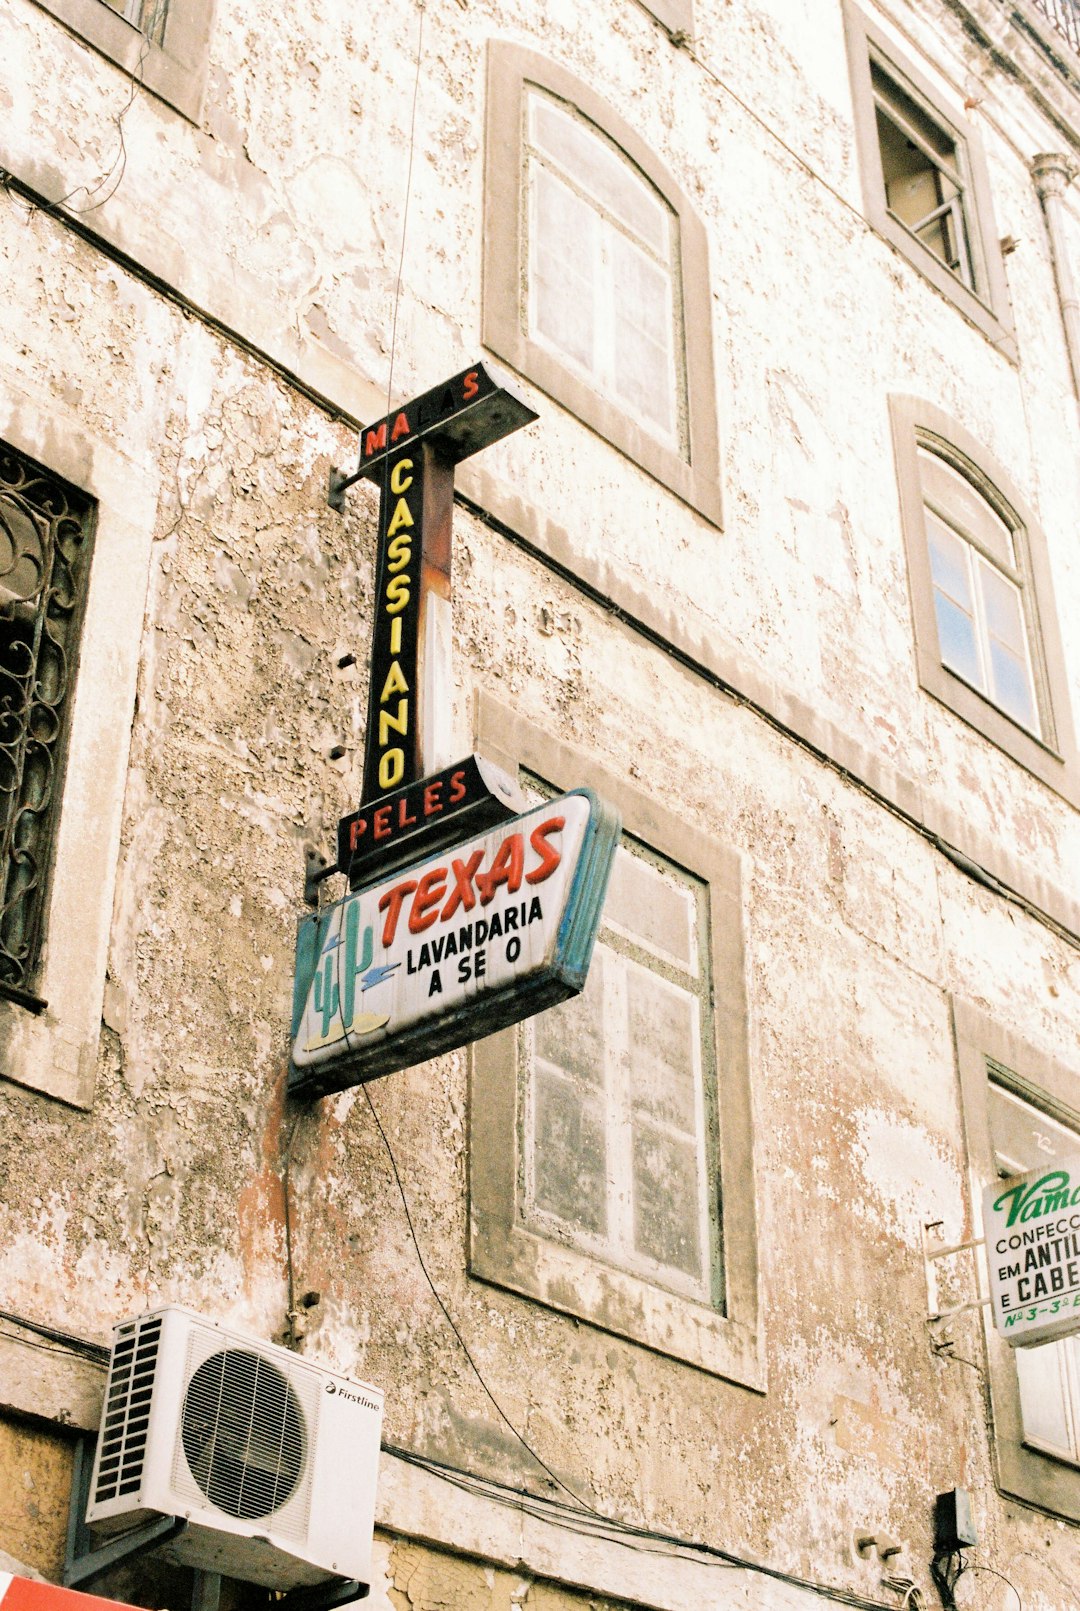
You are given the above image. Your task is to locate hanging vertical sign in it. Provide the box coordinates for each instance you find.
[293,363,619,1100]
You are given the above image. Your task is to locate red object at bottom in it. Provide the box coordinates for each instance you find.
[0,1575,147,1611]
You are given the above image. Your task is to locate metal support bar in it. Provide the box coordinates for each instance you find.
[275,1578,369,1610]
[191,1571,222,1611]
[922,1222,988,1325]
[64,1432,188,1589]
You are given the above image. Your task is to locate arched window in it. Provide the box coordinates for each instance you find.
[890,397,1078,803]
[484,44,721,527]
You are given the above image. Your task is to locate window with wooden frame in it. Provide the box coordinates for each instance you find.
[842,1,1015,357]
[483,42,722,527]
[955,1000,1080,1522]
[30,0,214,122]
[890,397,1079,806]
[468,694,761,1386]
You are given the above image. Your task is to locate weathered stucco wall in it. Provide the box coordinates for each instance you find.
[0,1,1079,1608]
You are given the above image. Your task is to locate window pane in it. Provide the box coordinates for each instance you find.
[528,94,669,255]
[987,1082,1080,1462]
[627,963,701,1133]
[633,1125,703,1279]
[530,164,598,374]
[522,836,715,1303]
[919,449,1015,567]
[534,946,606,1085]
[532,1065,608,1236]
[978,561,1040,734]
[610,231,677,436]
[1016,1340,1075,1457]
[987,1083,1080,1177]
[604,845,697,969]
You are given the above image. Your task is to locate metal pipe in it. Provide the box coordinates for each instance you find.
[1032,152,1080,400]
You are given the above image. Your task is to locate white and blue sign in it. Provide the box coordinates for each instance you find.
[289,789,619,1098]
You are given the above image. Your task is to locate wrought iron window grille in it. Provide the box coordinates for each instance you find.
[0,447,95,1007]
[1029,0,1080,56]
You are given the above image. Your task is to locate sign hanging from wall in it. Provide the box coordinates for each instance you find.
[289,790,619,1099]
[984,1158,1080,1345]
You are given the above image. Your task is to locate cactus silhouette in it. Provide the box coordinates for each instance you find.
[342,900,374,1029]
[313,956,340,1039]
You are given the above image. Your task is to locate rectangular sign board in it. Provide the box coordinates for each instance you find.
[984,1158,1080,1345]
[289,790,619,1099]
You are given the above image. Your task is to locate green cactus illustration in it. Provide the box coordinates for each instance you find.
[342,899,374,1028]
[313,956,340,1039]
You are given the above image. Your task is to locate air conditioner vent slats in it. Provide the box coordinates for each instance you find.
[91,1314,162,1505]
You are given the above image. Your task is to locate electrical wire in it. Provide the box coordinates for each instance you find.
[360,1081,600,1516]
[380,1439,919,1610]
[40,19,154,221]
[966,1560,1023,1610]
[0,1307,109,1364]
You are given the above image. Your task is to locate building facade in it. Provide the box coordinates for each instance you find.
[1,0,1080,1607]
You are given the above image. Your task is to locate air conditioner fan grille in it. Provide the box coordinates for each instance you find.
[180,1348,306,1521]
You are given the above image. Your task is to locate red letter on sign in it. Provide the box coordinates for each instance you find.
[441,849,484,920]
[475,834,524,906]
[526,817,564,885]
[390,411,411,443]
[378,880,418,947]
[462,369,479,401]
[409,867,448,934]
[364,423,388,457]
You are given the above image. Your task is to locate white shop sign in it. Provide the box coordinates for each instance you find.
[984,1158,1080,1345]
[289,789,619,1098]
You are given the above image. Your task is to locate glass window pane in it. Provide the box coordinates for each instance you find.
[528,94,669,255]
[979,560,1027,655]
[532,1065,608,1236]
[533,946,607,1084]
[988,643,1040,734]
[633,1126,704,1279]
[933,589,983,688]
[919,450,1015,567]
[609,232,677,436]
[529,164,597,373]
[987,1084,1080,1176]
[977,561,1040,733]
[927,514,973,603]
[627,962,700,1133]
[1017,1340,1075,1456]
[603,844,697,970]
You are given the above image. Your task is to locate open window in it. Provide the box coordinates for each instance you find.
[843,2,1014,356]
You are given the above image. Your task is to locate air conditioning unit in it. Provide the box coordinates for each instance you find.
[86,1305,383,1591]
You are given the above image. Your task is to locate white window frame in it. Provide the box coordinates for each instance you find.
[890,396,1079,807]
[842,1,1015,357]
[522,834,720,1307]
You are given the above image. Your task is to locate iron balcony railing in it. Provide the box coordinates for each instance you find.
[1029,0,1080,55]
